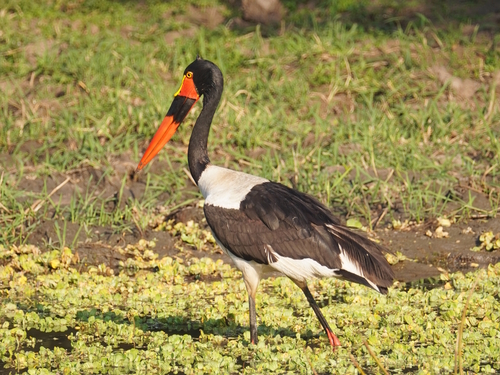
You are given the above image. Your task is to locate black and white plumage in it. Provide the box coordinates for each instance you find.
[137,57,395,350]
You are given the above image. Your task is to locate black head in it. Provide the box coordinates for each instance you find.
[184,57,224,100]
[136,56,223,171]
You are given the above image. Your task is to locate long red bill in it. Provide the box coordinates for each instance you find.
[136,114,181,170]
[136,74,199,171]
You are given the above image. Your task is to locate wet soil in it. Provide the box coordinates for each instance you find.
[2,146,498,282]
[388,218,500,280]
[1,0,498,285]
[16,172,500,283]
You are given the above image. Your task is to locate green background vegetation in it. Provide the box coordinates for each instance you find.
[1,0,499,243]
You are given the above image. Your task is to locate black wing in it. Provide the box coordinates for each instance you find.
[204,181,394,289]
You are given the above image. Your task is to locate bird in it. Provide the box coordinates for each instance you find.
[136,56,395,350]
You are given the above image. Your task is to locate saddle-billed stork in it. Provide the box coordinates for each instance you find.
[136,57,394,350]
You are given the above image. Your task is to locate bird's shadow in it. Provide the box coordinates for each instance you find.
[73,307,326,348]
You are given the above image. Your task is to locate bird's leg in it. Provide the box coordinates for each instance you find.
[248,294,258,345]
[242,272,261,346]
[294,280,341,350]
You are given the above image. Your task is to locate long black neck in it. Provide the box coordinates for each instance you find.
[188,80,223,184]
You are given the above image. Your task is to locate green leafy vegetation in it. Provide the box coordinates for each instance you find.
[1,244,500,374]
[472,231,500,252]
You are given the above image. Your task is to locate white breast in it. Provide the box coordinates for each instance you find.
[198,164,268,209]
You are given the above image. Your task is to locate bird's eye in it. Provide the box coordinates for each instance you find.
[186,71,193,79]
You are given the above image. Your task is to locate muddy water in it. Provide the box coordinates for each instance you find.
[25,202,500,282]
[0,329,76,375]
[387,216,500,281]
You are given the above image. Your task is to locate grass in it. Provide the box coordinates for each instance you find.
[1,0,499,245]
[1,0,500,373]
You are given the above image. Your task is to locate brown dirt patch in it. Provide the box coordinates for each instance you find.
[387,217,500,281]
[4,145,498,282]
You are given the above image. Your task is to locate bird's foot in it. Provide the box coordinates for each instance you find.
[326,329,341,351]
